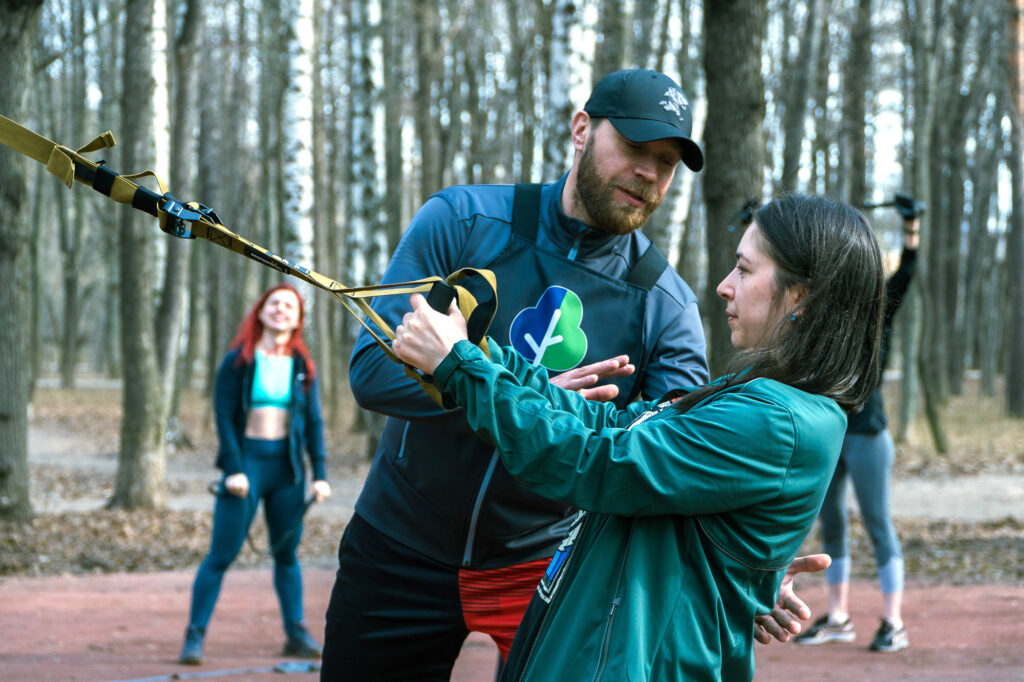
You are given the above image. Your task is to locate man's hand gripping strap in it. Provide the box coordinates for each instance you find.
[399,269,497,407]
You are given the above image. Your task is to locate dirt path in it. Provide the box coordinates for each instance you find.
[2,569,1022,681]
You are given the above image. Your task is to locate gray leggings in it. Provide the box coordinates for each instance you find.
[819,429,904,593]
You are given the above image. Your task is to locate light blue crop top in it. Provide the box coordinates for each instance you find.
[251,351,294,409]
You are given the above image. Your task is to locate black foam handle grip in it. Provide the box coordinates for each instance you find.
[426,281,457,313]
[418,281,458,387]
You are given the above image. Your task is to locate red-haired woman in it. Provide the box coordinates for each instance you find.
[179,283,331,665]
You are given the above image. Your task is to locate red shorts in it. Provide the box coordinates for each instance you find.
[458,558,551,659]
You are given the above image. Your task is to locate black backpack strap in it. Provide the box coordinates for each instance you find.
[511,183,542,242]
[625,242,669,291]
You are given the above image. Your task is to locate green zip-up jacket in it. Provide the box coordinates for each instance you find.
[433,340,846,681]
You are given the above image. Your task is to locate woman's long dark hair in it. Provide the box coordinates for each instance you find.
[677,194,885,412]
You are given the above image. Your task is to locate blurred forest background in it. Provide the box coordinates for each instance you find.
[1,0,1023,519]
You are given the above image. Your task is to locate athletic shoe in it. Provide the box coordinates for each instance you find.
[178,625,205,665]
[794,615,856,645]
[283,622,323,659]
[869,618,909,652]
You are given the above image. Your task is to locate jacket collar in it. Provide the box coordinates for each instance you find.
[540,173,634,259]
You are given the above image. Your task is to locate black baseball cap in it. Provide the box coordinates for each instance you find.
[584,69,704,172]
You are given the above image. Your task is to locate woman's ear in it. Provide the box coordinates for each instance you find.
[785,283,809,318]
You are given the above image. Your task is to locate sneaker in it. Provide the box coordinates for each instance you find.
[283,622,322,659]
[794,615,856,645]
[869,618,909,652]
[178,625,205,665]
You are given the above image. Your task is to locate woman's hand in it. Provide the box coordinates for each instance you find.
[754,553,832,644]
[311,480,332,503]
[392,293,469,374]
[902,217,920,250]
[224,472,250,498]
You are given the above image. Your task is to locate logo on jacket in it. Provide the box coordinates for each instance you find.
[509,286,588,370]
[538,510,587,603]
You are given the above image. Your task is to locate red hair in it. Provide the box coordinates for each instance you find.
[230,282,316,388]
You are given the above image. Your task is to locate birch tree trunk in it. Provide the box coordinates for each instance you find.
[543,0,577,180]
[280,0,317,310]
[348,0,387,456]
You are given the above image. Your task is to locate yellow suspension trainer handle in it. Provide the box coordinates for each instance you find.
[0,114,496,406]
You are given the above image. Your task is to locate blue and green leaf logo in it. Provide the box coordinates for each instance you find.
[509,286,588,370]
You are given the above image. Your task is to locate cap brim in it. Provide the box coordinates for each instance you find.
[609,117,704,172]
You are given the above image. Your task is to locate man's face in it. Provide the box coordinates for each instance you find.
[573,120,681,235]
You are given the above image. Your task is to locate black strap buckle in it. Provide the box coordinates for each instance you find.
[160,194,223,239]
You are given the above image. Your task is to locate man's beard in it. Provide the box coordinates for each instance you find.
[574,139,662,235]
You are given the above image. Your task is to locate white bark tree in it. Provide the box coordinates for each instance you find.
[281,0,317,309]
[543,0,578,179]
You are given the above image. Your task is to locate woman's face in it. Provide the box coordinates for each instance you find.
[258,288,302,335]
[716,223,801,351]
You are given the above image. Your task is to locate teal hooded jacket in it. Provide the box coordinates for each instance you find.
[432,340,846,681]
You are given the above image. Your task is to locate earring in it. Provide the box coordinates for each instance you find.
[789,314,797,322]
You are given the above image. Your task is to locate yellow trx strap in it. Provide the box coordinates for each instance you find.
[0,114,496,406]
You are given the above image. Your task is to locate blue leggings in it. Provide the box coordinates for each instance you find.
[188,438,307,632]
[819,429,904,594]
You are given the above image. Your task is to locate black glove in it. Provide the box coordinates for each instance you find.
[894,192,926,219]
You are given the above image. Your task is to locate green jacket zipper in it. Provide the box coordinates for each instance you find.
[592,523,634,682]
[517,512,594,682]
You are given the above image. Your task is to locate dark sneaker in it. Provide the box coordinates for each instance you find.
[794,615,856,645]
[179,625,205,665]
[869,618,909,652]
[283,622,322,659]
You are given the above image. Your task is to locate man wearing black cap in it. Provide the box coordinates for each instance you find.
[321,69,803,681]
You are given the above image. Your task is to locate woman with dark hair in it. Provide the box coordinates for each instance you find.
[795,207,921,652]
[390,194,885,681]
[179,283,331,665]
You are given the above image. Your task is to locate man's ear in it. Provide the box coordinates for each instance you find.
[570,111,591,153]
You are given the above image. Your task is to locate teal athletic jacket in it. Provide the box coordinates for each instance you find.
[432,340,846,682]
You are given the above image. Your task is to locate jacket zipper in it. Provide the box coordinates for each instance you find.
[626,408,657,430]
[289,371,303,483]
[592,523,634,682]
[461,450,501,566]
[517,512,594,682]
[567,228,590,260]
